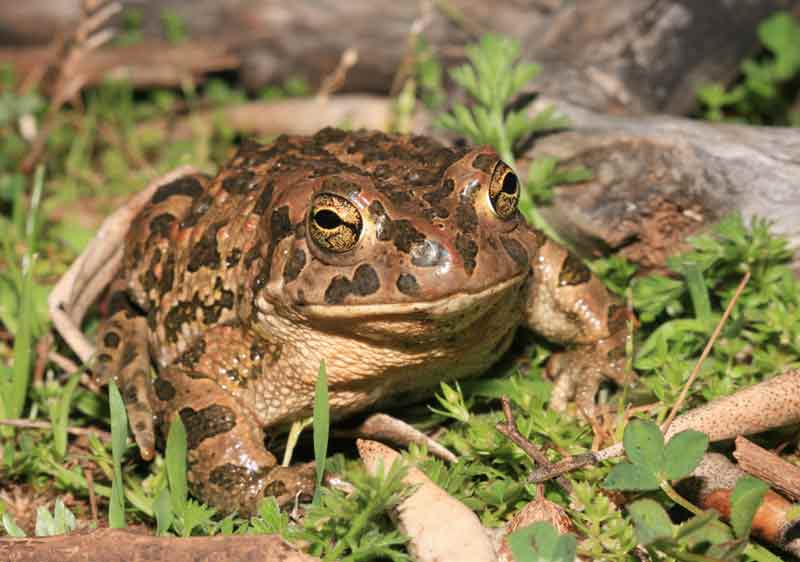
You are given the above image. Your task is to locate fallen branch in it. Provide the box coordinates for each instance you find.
[734,436,800,502]
[684,453,800,557]
[0,527,320,562]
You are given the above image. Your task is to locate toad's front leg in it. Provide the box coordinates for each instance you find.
[520,230,631,415]
[154,362,315,515]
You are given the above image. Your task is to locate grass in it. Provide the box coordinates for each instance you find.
[0,23,799,562]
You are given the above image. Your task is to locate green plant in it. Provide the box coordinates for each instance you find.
[506,521,577,562]
[297,457,412,561]
[313,360,330,506]
[698,11,800,125]
[603,419,780,561]
[108,381,128,529]
[435,33,589,243]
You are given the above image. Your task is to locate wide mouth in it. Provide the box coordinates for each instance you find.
[300,271,528,319]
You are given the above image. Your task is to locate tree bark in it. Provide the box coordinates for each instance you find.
[1,0,796,115]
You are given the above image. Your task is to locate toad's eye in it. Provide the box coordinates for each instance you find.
[487,162,519,220]
[308,193,363,253]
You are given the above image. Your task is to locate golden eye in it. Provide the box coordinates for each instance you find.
[308,193,363,253]
[488,162,519,220]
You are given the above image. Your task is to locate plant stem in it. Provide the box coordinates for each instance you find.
[660,480,701,516]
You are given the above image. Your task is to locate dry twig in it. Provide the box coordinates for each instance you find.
[495,396,572,494]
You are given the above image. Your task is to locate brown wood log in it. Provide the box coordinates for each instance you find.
[2,0,796,115]
[524,98,800,271]
[734,436,800,502]
[0,527,321,562]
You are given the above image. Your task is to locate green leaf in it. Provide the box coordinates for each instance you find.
[663,430,709,480]
[166,415,188,515]
[506,521,576,562]
[684,265,712,325]
[674,509,720,539]
[2,512,25,537]
[154,487,174,536]
[52,371,82,460]
[602,462,660,491]
[623,419,665,474]
[628,499,674,546]
[313,360,330,506]
[108,381,128,529]
[730,475,768,539]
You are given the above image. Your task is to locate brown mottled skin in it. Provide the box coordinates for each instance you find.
[95,128,629,514]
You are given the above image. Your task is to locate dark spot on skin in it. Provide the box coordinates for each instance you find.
[151,175,205,204]
[500,236,529,268]
[147,308,157,331]
[179,404,237,449]
[154,378,176,401]
[353,264,379,295]
[221,169,255,194]
[250,340,268,362]
[254,206,294,291]
[559,254,592,286]
[271,206,292,240]
[159,251,176,294]
[396,273,420,296]
[108,291,136,318]
[225,369,245,387]
[324,264,380,304]
[226,248,242,268]
[121,382,138,405]
[606,303,628,335]
[135,421,147,433]
[472,153,496,174]
[243,244,262,270]
[391,220,426,253]
[264,479,288,498]
[164,300,196,343]
[120,342,137,368]
[283,247,306,282]
[209,463,261,494]
[252,181,274,215]
[324,277,352,305]
[422,178,454,218]
[148,213,175,237]
[97,353,112,364]
[187,221,224,272]
[175,338,204,369]
[180,194,214,229]
[455,199,478,233]
[103,332,120,349]
[410,239,448,267]
[200,279,235,325]
[455,233,478,275]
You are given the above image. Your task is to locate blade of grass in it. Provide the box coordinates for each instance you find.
[108,381,128,528]
[312,359,330,506]
[166,415,188,516]
[685,265,712,325]
[52,371,82,460]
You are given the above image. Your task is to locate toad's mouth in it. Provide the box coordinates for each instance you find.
[297,271,528,320]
